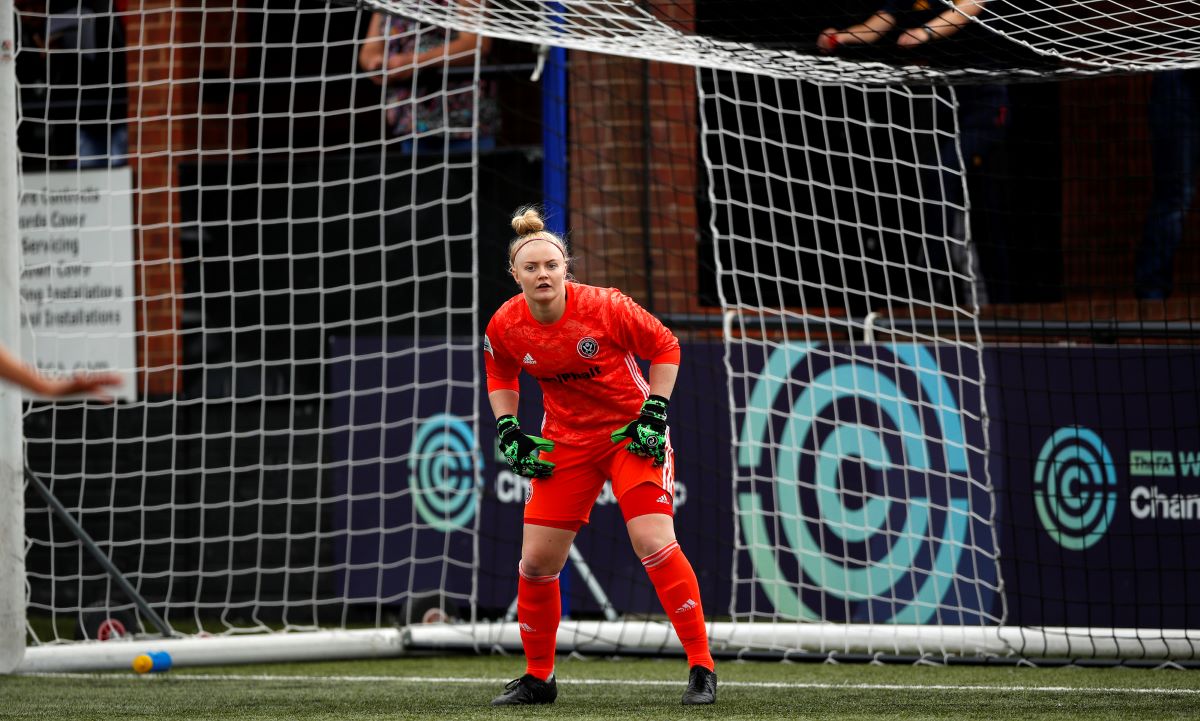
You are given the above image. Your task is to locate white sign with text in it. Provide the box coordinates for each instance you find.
[19,167,137,401]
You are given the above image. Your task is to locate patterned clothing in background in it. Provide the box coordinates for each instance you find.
[383,12,500,141]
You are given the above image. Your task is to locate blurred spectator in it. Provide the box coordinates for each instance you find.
[358,2,500,154]
[16,0,128,169]
[1136,70,1199,300]
[818,0,1010,305]
[818,0,988,54]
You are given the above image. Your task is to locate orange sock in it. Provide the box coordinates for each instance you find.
[517,561,560,680]
[641,541,714,671]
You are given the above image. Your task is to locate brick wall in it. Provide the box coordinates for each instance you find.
[124,2,243,396]
[567,1,705,325]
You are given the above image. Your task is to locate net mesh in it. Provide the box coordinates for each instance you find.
[9,0,1200,664]
[18,1,487,640]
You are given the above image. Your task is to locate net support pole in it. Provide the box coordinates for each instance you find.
[541,26,568,233]
[0,0,25,675]
[541,5,569,617]
[25,464,174,638]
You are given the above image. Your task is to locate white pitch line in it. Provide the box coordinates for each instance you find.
[22,673,1200,696]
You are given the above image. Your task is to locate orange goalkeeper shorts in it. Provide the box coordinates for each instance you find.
[523,436,675,531]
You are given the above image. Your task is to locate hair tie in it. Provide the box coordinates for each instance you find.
[510,235,566,263]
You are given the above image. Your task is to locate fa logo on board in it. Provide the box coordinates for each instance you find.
[577,336,599,358]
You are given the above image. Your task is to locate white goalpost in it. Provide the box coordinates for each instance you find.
[5,0,1200,674]
[0,0,28,675]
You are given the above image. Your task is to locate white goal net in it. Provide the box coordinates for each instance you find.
[5,0,1200,673]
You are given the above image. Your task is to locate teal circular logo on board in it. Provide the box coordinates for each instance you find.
[733,343,980,624]
[408,413,482,532]
[1033,426,1117,550]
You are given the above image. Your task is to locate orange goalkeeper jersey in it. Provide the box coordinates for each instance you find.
[484,283,681,447]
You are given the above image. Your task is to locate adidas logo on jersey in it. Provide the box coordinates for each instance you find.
[519,622,536,632]
[675,598,698,614]
[656,494,671,505]
[523,353,537,365]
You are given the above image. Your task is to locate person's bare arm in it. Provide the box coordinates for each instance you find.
[0,345,121,400]
[383,30,492,83]
[897,0,986,48]
[489,388,518,420]
[817,10,898,53]
[358,13,389,86]
[647,362,678,401]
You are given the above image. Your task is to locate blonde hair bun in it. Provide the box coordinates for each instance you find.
[511,207,545,236]
[506,205,570,271]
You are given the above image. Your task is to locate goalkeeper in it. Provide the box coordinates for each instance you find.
[483,206,716,707]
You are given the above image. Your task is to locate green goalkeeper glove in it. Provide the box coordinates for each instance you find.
[610,395,669,466]
[496,415,555,478]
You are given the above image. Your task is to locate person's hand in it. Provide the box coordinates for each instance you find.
[817,27,842,54]
[39,371,123,402]
[896,26,930,49]
[610,395,668,466]
[496,415,555,479]
[816,11,897,53]
[384,52,415,83]
[359,50,385,85]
